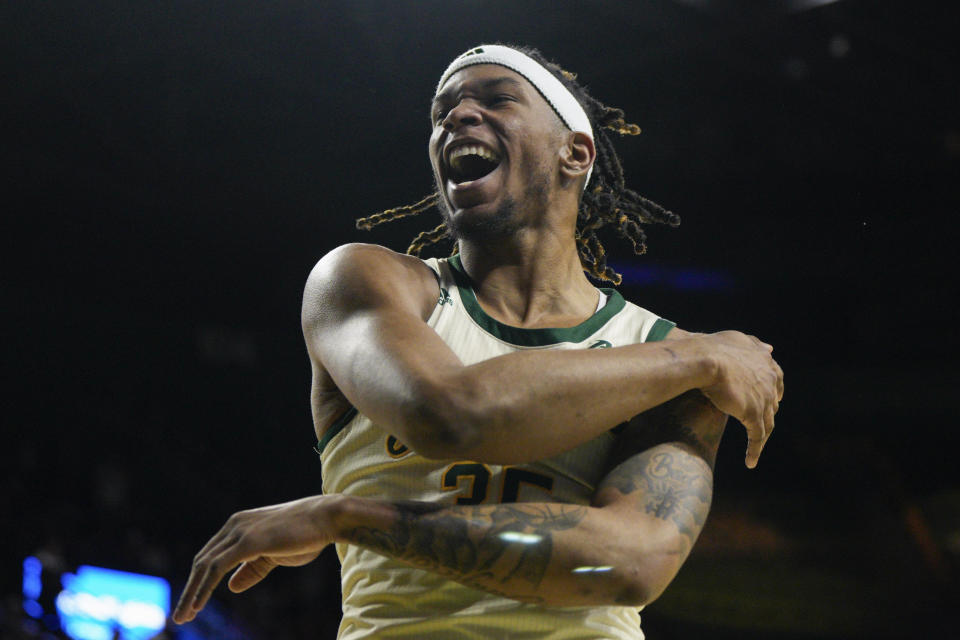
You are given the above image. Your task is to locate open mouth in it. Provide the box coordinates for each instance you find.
[446,144,501,184]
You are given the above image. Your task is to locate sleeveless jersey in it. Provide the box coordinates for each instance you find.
[318,255,675,639]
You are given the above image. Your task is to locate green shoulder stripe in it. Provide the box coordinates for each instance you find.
[315,406,358,456]
[646,317,676,342]
[447,254,626,347]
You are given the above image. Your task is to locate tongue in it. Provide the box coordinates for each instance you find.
[454,155,498,183]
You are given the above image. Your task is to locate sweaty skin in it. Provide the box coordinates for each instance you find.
[173,61,783,625]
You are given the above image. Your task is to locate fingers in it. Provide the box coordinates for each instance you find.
[776,362,785,402]
[173,530,247,624]
[190,543,243,617]
[173,528,228,624]
[711,332,782,469]
[228,557,278,593]
[763,401,775,445]
[745,393,778,469]
[172,496,335,625]
[172,571,199,623]
[744,416,766,469]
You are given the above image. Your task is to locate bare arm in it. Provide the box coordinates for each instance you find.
[333,449,709,606]
[332,391,726,606]
[172,392,726,620]
[304,243,781,466]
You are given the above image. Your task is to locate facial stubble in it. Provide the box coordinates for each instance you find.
[436,166,552,247]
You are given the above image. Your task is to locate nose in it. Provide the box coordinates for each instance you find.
[442,100,482,132]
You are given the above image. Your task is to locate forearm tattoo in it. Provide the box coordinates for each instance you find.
[598,444,712,551]
[340,396,721,602]
[343,502,587,601]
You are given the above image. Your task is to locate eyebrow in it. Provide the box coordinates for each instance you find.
[431,76,526,110]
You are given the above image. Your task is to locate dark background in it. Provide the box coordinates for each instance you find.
[3,1,958,638]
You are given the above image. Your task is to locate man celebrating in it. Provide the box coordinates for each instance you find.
[173,45,783,638]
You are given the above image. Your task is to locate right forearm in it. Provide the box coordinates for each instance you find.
[305,247,782,467]
[420,336,717,463]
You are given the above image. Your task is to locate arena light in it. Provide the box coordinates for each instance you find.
[23,557,170,640]
[55,565,169,640]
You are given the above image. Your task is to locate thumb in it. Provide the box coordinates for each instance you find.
[228,558,277,593]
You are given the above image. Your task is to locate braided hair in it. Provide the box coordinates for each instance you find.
[355,45,679,285]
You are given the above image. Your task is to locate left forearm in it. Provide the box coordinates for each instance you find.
[332,442,715,607]
[173,437,720,624]
[332,496,671,606]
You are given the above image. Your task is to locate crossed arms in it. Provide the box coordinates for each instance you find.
[172,243,782,623]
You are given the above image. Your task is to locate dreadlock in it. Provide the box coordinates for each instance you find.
[354,45,680,285]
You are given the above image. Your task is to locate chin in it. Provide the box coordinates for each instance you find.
[444,194,521,244]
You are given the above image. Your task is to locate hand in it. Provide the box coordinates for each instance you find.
[697,331,784,469]
[172,495,343,624]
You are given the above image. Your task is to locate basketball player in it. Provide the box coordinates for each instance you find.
[173,45,784,638]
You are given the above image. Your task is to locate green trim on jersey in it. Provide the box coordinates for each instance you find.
[646,317,676,342]
[448,254,627,347]
[316,407,358,455]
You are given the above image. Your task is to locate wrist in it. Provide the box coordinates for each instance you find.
[316,493,361,543]
[688,334,722,388]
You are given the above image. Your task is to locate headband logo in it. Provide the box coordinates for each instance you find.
[458,47,485,60]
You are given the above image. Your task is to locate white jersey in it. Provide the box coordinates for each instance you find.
[318,255,675,639]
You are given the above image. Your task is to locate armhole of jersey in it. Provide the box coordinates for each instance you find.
[645,317,676,342]
[424,257,457,325]
[315,406,358,457]
[422,257,443,290]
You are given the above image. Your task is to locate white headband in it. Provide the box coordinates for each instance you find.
[436,44,594,187]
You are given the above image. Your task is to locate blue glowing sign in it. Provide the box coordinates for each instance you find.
[23,556,44,618]
[54,564,170,640]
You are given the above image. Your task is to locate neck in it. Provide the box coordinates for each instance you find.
[456,220,599,329]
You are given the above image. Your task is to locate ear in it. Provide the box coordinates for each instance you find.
[558,131,596,188]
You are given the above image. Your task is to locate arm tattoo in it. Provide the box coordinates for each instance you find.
[340,401,720,602]
[616,390,727,467]
[598,444,712,549]
[343,501,587,600]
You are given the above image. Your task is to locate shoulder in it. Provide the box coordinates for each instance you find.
[302,243,440,324]
[662,326,698,341]
[304,243,436,294]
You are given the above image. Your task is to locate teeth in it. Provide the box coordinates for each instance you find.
[448,144,500,172]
